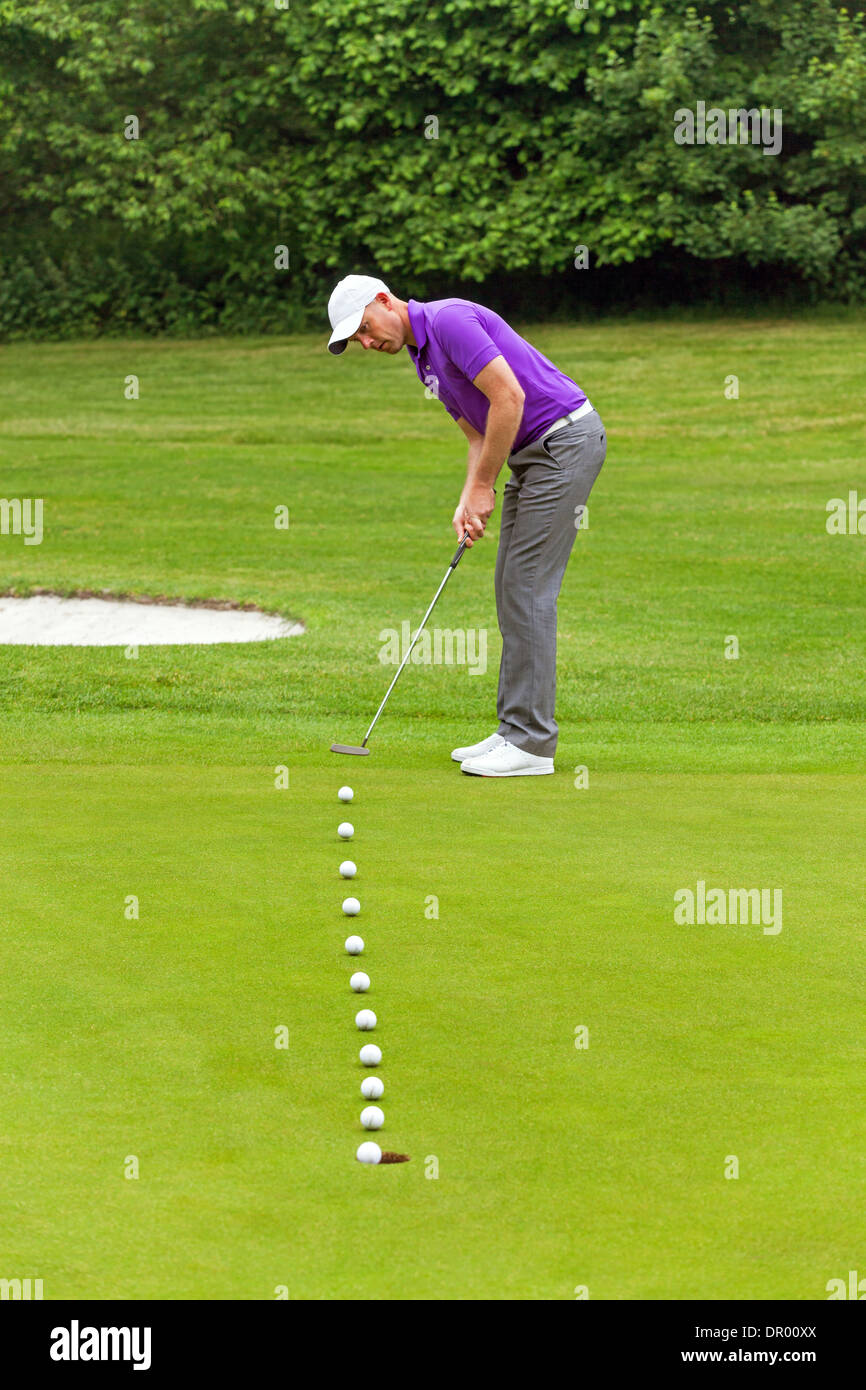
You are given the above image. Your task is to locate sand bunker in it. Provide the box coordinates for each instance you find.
[0,594,304,646]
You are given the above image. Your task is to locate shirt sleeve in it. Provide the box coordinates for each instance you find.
[430,303,501,385]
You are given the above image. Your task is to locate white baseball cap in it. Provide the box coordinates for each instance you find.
[327,274,390,354]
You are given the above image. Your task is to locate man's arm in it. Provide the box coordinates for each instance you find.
[452,355,525,544]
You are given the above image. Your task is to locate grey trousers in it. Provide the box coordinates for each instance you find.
[494,409,606,757]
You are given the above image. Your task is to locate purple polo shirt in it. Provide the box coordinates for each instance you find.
[406,297,586,454]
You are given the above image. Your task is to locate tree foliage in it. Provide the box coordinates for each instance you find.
[0,0,863,336]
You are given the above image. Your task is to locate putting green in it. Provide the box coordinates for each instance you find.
[0,315,863,1299]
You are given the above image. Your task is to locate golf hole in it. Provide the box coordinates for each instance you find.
[0,593,304,646]
[380,1153,410,1164]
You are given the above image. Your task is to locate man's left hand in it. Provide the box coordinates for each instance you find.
[453,483,495,544]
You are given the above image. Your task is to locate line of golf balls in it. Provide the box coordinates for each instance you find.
[338,787,385,1166]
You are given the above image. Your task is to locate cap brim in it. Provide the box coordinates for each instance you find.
[327,308,363,355]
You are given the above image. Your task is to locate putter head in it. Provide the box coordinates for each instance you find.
[330,743,371,756]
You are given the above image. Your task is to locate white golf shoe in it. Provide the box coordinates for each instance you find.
[460,740,554,777]
[450,732,506,764]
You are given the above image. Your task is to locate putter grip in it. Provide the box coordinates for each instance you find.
[450,532,472,568]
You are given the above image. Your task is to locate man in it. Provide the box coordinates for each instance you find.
[327,274,606,777]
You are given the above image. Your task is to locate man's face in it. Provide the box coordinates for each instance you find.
[350,295,403,353]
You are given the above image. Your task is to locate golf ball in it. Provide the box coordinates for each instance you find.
[360,1105,384,1131]
[339,860,357,879]
[350,971,370,993]
[355,1009,377,1031]
[337,822,354,840]
[359,1044,382,1067]
[342,896,360,916]
[361,1076,384,1100]
[338,786,354,803]
[345,935,364,956]
[356,1141,382,1165]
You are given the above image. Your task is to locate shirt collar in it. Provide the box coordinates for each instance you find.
[406,299,428,356]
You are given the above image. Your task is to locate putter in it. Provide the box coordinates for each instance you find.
[331,532,473,755]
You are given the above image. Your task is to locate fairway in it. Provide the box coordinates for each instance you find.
[1,314,864,1300]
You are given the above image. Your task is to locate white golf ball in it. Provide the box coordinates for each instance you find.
[339,860,357,879]
[361,1105,384,1131]
[356,1141,382,1165]
[350,971,370,993]
[355,1009,377,1031]
[361,1076,384,1100]
[345,935,364,956]
[342,896,360,916]
[338,786,354,803]
[359,1044,382,1067]
[338,822,354,840]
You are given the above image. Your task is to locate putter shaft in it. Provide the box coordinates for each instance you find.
[360,532,472,747]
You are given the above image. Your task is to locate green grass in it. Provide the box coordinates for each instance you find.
[0,314,864,1299]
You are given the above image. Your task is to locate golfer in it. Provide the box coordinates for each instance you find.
[327,275,606,777]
